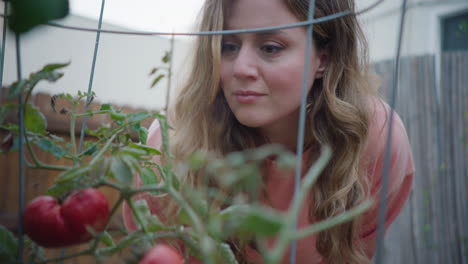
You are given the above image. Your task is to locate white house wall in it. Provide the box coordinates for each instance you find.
[1,12,192,110]
[358,0,468,62]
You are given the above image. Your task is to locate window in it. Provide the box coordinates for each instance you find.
[441,10,468,52]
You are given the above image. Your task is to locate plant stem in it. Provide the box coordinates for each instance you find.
[89,131,121,166]
[74,110,110,118]
[70,112,78,163]
[130,183,165,195]
[291,201,372,240]
[167,187,215,264]
[99,179,123,191]
[21,89,71,171]
[36,249,92,264]
[126,198,149,233]
[267,147,331,263]
[103,195,125,231]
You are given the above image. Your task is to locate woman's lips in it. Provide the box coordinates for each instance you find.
[233,91,266,103]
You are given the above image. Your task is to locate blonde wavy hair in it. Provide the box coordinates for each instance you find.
[168,0,377,263]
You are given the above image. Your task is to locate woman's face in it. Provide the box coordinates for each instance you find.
[221,0,327,141]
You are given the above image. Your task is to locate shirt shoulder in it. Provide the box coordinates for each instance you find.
[363,98,415,193]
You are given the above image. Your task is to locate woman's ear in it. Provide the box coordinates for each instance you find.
[315,49,330,79]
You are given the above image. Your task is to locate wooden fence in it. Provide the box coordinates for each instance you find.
[372,52,468,263]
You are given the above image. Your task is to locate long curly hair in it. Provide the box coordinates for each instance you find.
[167,0,377,263]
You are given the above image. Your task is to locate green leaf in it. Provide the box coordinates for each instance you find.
[9,0,69,33]
[96,234,137,257]
[110,111,126,121]
[41,62,70,72]
[149,67,158,75]
[217,243,238,264]
[82,142,98,156]
[133,200,163,232]
[177,208,191,226]
[187,151,208,170]
[140,168,159,195]
[49,134,64,142]
[55,167,91,184]
[222,205,283,238]
[110,157,133,185]
[36,137,54,153]
[239,210,283,237]
[150,74,165,88]
[138,127,148,145]
[162,51,171,64]
[6,80,28,98]
[128,112,151,123]
[100,104,112,111]
[100,232,115,247]
[35,137,67,159]
[0,226,18,264]
[25,104,47,134]
[0,103,16,126]
[156,116,171,156]
[127,142,160,156]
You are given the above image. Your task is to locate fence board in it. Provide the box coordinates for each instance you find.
[372,52,468,263]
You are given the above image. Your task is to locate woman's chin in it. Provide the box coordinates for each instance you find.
[235,116,269,129]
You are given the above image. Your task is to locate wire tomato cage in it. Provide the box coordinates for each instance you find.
[0,0,409,263]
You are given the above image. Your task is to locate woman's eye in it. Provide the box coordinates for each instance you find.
[260,44,283,55]
[221,42,239,55]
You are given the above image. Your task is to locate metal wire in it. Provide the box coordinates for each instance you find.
[0,1,8,100]
[374,0,408,262]
[3,0,406,263]
[15,32,25,263]
[77,0,106,153]
[0,0,384,37]
[290,1,317,263]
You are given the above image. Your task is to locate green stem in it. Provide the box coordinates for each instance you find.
[167,187,215,264]
[103,195,125,231]
[24,139,69,170]
[76,125,124,158]
[26,162,69,171]
[167,188,204,234]
[35,249,92,264]
[130,183,165,195]
[70,112,78,162]
[291,201,372,240]
[89,130,121,166]
[74,110,110,117]
[21,122,70,171]
[267,147,331,263]
[126,198,149,233]
[99,179,123,191]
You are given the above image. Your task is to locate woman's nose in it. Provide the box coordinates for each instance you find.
[232,46,259,80]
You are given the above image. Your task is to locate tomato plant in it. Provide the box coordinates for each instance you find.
[0,5,370,262]
[0,61,371,264]
[23,188,109,248]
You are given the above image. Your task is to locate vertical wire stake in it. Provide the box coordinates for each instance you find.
[291,0,316,263]
[15,32,25,263]
[0,1,8,98]
[164,33,175,112]
[374,0,408,262]
[78,0,106,153]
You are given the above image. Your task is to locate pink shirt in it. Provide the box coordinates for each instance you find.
[123,99,414,263]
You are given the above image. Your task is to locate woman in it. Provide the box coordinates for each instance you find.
[124,0,414,263]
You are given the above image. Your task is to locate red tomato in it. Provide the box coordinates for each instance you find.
[139,244,184,264]
[23,188,109,248]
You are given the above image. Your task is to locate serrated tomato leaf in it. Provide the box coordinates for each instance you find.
[25,104,47,134]
[0,225,17,264]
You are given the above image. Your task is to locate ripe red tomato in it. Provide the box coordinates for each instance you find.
[23,188,109,248]
[139,244,184,264]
